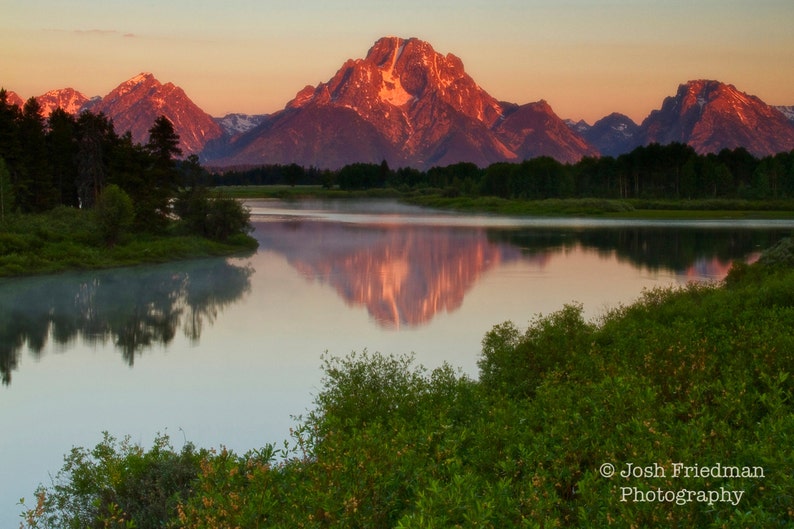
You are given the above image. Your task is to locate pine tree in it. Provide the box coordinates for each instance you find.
[18,98,56,211]
[76,112,114,208]
[140,116,182,228]
[47,108,79,207]
[146,115,182,167]
[0,156,13,220]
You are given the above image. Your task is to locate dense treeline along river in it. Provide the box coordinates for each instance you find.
[2,198,793,527]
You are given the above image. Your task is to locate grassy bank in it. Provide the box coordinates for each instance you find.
[213,185,794,219]
[20,237,794,528]
[405,195,794,219]
[0,206,257,277]
[212,185,403,200]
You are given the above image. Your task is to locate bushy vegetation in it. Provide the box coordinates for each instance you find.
[21,238,794,527]
[20,433,206,529]
[94,184,134,246]
[0,205,256,277]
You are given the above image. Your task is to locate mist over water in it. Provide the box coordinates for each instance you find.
[2,199,792,527]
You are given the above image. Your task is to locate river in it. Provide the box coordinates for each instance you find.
[1,198,792,526]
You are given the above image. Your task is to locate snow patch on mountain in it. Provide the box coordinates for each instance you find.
[379,45,413,106]
[776,106,794,122]
[215,113,269,135]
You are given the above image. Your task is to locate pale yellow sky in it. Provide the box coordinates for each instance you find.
[1,0,792,123]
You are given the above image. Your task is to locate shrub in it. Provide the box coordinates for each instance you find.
[479,303,595,398]
[20,433,204,529]
[94,185,134,246]
[175,189,252,242]
[204,195,252,241]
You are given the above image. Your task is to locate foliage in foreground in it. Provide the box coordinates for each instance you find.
[21,239,794,528]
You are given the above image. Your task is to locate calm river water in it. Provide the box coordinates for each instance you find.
[1,199,792,525]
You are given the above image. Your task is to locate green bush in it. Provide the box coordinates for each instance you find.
[204,195,252,241]
[94,185,134,246]
[20,433,205,529]
[479,303,595,398]
[175,189,253,242]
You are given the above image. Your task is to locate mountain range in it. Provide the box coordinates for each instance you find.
[4,36,794,168]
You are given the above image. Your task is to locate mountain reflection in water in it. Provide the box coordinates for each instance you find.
[253,215,788,329]
[255,221,525,328]
[0,258,253,385]
[1,201,788,385]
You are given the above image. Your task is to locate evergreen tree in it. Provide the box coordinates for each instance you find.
[47,108,79,207]
[107,131,152,228]
[0,89,22,172]
[18,98,56,211]
[141,116,182,228]
[76,111,115,208]
[0,157,13,220]
[146,115,182,169]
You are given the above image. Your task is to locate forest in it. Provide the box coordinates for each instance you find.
[0,90,254,276]
[214,143,794,202]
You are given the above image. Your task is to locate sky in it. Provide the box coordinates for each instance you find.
[1,0,793,124]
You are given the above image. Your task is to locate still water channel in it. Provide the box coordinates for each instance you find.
[1,198,792,525]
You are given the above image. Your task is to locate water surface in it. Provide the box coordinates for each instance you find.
[2,199,791,526]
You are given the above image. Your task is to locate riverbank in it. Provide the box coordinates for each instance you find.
[19,236,794,528]
[0,206,258,278]
[401,195,794,219]
[213,185,794,219]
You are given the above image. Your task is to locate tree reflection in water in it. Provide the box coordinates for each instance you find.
[487,226,789,273]
[256,219,789,329]
[0,258,253,385]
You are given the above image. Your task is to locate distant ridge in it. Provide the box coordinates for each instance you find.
[90,73,224,155]
[3,40,794,166]
[639,80,794,157]
[211,36,597,169]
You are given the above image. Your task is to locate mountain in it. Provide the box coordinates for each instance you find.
[35,88,90,117]
[776,106,794,123]
[2,89,25,108]
[565,119,590,136]
[214,113,269,136]
[497,100,597,162]
[639,80,794,157]
[92,73,224,155]
[577,113,641,157]
[211,37,597,169]
[6,53,794,166]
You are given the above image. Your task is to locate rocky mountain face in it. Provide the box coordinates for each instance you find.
[214,37,597,169]
[775,106,794,123]
[91,73,224,155]
[4,43,794,166]
[2,89,26,108]
[214,113,269,136]
[639,80,794,157]
[35,88,90,117]
[4,77,222,155]
[497,100,597,162]
[570,113,641,157]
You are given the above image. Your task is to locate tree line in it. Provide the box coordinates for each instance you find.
[0,89,249,242]
[215,143,794,200]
